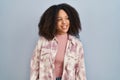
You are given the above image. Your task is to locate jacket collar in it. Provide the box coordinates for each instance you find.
[68,35,76,45]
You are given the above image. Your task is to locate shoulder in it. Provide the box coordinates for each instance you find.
[36,36,48,48]
[38,36,49,43]
[69,35,83,48]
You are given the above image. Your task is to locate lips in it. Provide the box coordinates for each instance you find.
[61,25,68,29]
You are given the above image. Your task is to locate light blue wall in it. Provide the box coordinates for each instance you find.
[0,0,120,80]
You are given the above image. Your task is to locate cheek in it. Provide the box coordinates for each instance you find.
[56,22,61,28]
[68,20,70,25]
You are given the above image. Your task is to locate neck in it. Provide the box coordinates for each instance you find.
[56,33,67,38]
[56,33,68,41]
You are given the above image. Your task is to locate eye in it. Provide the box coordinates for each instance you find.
[65,17,69,20]
[57,18,62,21]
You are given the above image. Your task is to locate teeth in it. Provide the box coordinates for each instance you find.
[62,26,67,28]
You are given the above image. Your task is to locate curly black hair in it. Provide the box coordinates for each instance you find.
[38,3,81,40]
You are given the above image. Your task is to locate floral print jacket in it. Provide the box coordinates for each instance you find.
[30,35,86,80]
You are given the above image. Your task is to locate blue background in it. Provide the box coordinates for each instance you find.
[0,0,120,80]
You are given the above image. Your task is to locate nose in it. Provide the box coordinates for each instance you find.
[62,19,66,24]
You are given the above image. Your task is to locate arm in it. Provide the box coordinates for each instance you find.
[30,39,42,80]
[75,46,87,80]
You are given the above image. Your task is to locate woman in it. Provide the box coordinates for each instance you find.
[30,3,86,80]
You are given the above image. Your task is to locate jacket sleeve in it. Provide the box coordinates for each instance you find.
[75,45,87,80]
[30,40,42,80]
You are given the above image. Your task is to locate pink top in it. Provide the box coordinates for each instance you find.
[54,33,68,77]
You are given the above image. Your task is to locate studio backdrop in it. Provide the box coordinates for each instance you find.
[0,0,120,80]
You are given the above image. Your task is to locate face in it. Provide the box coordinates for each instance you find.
[56,9,70,35]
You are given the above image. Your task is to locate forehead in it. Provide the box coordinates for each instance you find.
[57,9,68,17]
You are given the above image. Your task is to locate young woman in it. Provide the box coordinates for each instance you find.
[30,3,86,80]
